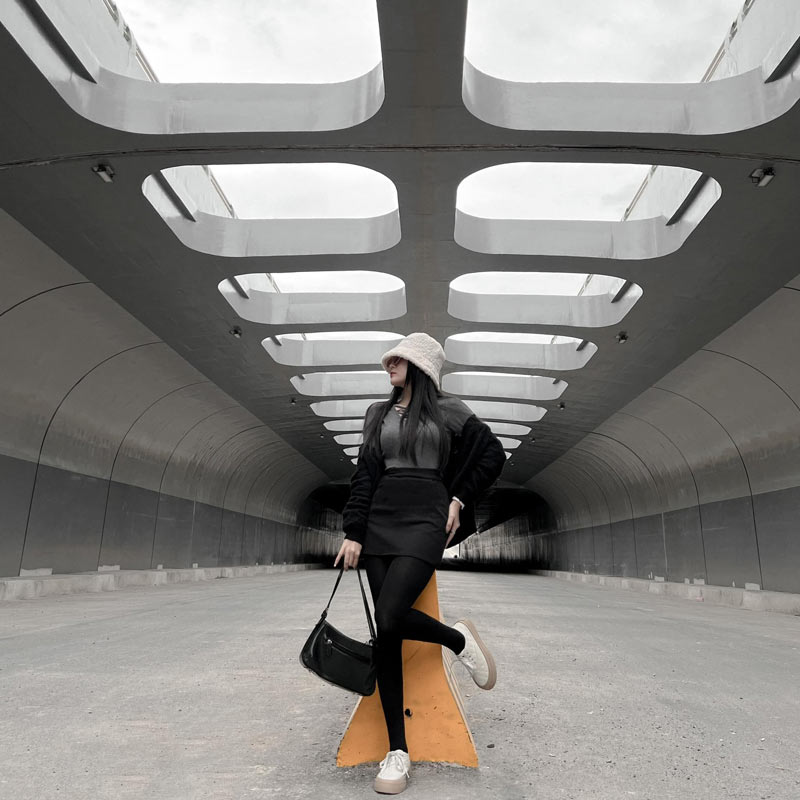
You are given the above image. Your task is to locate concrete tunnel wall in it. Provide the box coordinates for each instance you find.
[0,209,329,578]
[464,275,800,595]
[4,194,800,593]
[3,0,800,597]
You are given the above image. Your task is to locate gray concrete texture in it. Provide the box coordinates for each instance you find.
[1,569,798,800]
[0,563,321,602]
[523,282,800,593]
[459,271,800,593]
[0,208,328,578]
[3,0,800,485]
[2,0,800,596]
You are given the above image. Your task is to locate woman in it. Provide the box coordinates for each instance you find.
[334,332,506,795]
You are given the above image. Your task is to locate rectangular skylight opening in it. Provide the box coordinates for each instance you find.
[446,332,597,371]
[220,272,406,325]
[117,0,382,85]
[442,372,567,402]
[290,372,390,397]
[265,332,403,367]
[145,164,401,258]
[449,272,642,327]
[465,0,750,84]
[455,163,720,259]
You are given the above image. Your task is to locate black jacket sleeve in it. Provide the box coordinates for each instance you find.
[449,415,506,508]
[341,460,373,545]
[341,403,384,544]
[445,414,506,548]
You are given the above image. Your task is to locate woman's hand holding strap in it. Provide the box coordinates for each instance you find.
[445,498,461,547]
[334,538,362,570]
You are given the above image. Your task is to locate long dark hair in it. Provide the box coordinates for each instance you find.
[362,361,450,466]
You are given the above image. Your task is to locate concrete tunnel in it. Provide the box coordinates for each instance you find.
[1,0,800,602]
[4,2,800,797]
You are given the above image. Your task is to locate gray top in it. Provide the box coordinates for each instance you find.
[378,395,474,470]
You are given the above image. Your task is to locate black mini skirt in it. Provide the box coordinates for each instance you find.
[363,468,450,565]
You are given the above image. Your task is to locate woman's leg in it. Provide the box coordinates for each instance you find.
[364,556,406,752]
[373,556,465,651]
[364,555,466,753]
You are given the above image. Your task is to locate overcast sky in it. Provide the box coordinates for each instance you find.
[259,271,402,294]
[209,163,397,219]
[453,272,590,296]
[213,162,648,222]
[466,0,745,83]
[119,0,745,85]
[120,0,380,83]
[457,163,651,221]
[118,0,744,219]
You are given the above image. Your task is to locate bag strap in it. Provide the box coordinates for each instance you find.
[322,566,345,614]
[323,566,377,642]
[355,568,377,642]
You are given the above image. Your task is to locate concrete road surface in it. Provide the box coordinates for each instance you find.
[1,569,798,799]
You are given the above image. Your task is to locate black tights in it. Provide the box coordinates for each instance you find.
[364,555,466,753]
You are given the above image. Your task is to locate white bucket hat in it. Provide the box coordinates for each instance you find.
[381,332,446,390]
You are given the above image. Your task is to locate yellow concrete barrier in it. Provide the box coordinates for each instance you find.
[337,572,478,767]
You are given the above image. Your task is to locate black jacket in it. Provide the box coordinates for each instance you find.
[342,408,506,549]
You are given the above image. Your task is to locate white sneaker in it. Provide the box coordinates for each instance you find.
[453,619,497,690]
[373,749,411,794]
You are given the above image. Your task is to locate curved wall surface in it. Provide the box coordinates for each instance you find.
[6,194,798,590]
[519,276,800,593]
[3,0,800,597]
[0,210,327,578]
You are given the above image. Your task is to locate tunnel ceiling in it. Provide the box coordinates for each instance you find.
[1,1,800,486]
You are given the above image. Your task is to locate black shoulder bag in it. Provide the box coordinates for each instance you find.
[299,567,377,696]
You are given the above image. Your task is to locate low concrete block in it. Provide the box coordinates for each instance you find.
[532,570,800,616]
[0,563,324,602]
